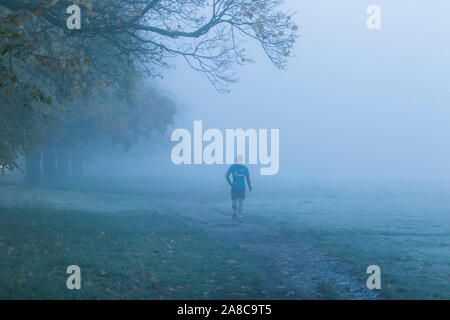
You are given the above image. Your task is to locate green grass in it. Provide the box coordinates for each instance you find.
[216,186,450,300]
[317,282,344,300]
[0,205,266,299]
[1,182,448,300]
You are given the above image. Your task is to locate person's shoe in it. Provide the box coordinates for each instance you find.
[232,210,237,220]
[237,214,243,222]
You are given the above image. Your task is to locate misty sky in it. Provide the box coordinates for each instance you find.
[104,1,450,185]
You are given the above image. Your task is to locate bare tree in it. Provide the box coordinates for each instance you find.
[0,0,298,90]
[0,0,297,171]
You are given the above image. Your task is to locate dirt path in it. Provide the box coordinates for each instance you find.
[161,192,380,300]
[0,184,380,299]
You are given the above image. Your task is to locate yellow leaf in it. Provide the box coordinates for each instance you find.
[33,9,43,18]
[17,278,24,284]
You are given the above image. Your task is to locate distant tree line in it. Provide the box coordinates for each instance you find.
[0,0,297,185]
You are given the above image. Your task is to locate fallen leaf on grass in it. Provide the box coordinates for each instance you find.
[150,275,158,282]
[98,270,108,276]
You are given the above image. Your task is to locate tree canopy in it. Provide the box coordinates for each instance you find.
[0,0,298,176]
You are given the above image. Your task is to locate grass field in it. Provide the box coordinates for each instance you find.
[0,202,266,299]
[214,184,450,299]
[0,180,448,300]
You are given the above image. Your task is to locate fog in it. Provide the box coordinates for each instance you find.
[85,0,450,190]
[2,0,449,300]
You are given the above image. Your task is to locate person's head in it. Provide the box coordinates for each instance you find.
[236,155,244,165]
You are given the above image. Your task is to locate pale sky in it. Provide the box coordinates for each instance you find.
[152,0,450,185]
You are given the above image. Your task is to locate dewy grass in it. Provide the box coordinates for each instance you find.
[317,282,345,300]
[1,182,448,300]
[215,185,450,300]
[0,205,266,299]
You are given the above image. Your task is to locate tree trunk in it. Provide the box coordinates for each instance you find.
[42,147,57,185]
[56,147,70,184]
[25,147,42,186]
